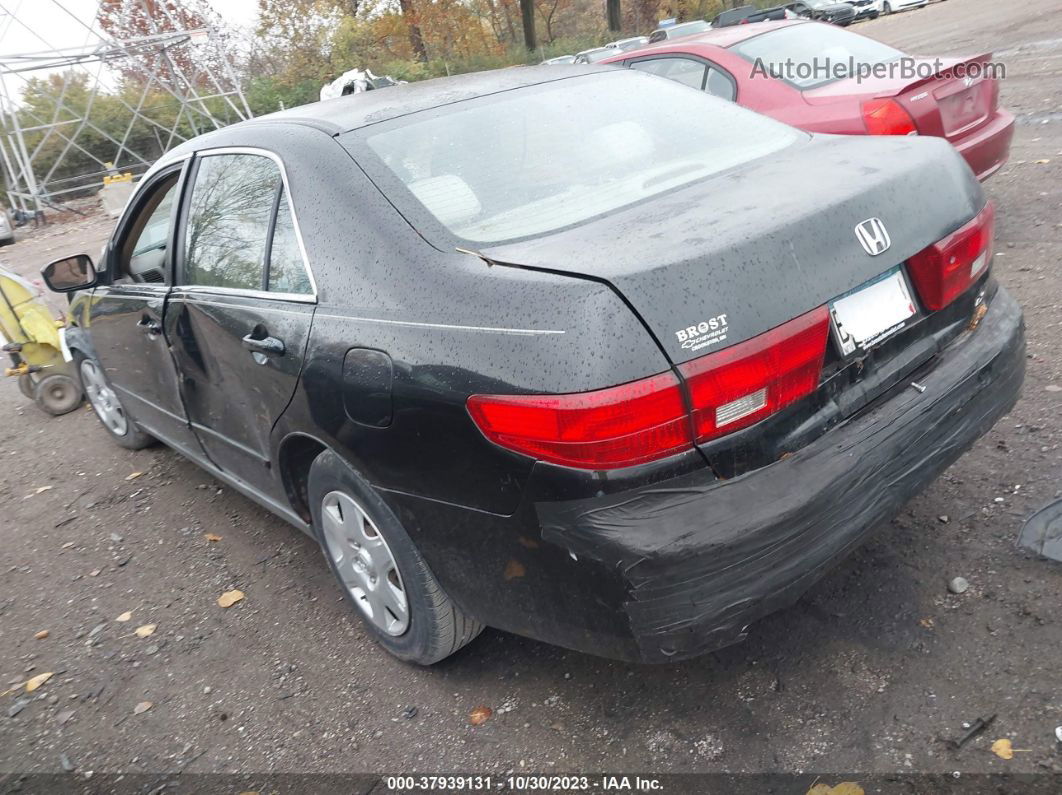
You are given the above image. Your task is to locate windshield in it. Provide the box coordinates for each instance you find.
[732,23,904,90]
[349,72,802,245]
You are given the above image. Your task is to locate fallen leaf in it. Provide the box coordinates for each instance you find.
[116,611,133,623]
[919,617,935,629]
[133,701,152,715]
[25,672,53,693]
[204,533,222,543]
[469,706,493,726]
[134,624,156,638]
[34,630,49,640]
[125,471,143,480]
[503,558,526,580]
[33,486,53,495]
[1035,159,1051,165]
[807,785,864,795]
[217,589,244,608]
[991,738,1014,760]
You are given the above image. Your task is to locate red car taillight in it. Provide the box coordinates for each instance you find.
[907,201,995,311]
[679,307,830,443]
[466,372,692,469]
[861,98,917,136]
[467,308,830,469]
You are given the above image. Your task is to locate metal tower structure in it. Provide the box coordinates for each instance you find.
[0,0,252,215]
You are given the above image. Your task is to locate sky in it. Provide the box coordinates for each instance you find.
[0,0,261,100]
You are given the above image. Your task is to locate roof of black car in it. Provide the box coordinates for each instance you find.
[254,65,616,134]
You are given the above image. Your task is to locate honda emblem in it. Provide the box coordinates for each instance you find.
[855,218,891,256]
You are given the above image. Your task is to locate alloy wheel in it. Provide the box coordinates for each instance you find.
[80,358,128,436]
[320,490,410,636]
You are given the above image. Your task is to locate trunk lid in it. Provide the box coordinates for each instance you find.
[805,54,1000,142]
[481,134,982,366]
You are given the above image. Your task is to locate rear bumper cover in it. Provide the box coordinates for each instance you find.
[537,287,1025,662]
[956,109,1015,182]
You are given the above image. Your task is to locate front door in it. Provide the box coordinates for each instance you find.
[165,150,315,497]
[87,162,203,457]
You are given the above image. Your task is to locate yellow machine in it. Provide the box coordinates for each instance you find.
[0,266,83,414]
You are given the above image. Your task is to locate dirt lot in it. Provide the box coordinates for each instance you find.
[2,0,1061,784]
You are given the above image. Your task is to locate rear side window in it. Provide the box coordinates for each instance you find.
[184,154,276,290]
[731,23,903,90]
[182,153,313,295]
[630,57,708,90]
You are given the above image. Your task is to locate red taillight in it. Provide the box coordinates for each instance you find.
[861,98,917,136]
[907,202,995,311]
[679,307,830,443]
[466,372,692,469]
[467,308,830,469]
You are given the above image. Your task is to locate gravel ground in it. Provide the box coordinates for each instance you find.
[1,0,1061,783]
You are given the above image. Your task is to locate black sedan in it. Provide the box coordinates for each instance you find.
[43,67,1024,664]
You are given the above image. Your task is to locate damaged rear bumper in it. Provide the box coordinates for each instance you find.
[537,287,1025,663]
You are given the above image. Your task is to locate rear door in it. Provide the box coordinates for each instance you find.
[86,161,203,457]
[165,149,316,496]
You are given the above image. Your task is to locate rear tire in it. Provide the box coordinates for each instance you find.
[75,353,154,449]
[308,450,483,665]
[34,373,83,415]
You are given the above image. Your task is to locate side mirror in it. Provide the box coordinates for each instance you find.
[42,254,96,293]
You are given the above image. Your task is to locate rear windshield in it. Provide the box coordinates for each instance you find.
[732,24,904,90]
[347,72,801,245]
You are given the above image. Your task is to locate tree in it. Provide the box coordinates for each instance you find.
[520,0,537,50]
[606,0,621,31]
[397,0,429,61]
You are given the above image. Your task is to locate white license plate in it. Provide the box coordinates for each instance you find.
[829,267,916,356]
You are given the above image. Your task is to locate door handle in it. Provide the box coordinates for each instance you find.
[242,333,285,356]
[137,316,162,336]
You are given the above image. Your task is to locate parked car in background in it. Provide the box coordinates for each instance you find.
[647,19,711,43]
[883,0,928,12]
[602,20,1014,180]
[849,0,884,20]
[785,0,856,25]
[714,1,854,26]
[0,210,14,246]
[608,36,650,51]
[542,54,576,65]
[573,46,614,64]
[42,66,1023,665]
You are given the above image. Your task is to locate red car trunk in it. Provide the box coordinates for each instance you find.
[805,55,997,139]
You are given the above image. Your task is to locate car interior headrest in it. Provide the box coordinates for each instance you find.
[584,121,656,170]
[408,175,482,227]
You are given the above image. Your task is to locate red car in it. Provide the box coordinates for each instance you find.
[600,20,1013,181]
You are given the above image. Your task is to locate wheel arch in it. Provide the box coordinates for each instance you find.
[276,432,330,524]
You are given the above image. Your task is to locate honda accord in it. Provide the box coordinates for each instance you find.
[43,67,1024,664]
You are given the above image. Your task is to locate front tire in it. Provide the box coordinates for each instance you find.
[76,353,154,449]
[308,450,483,665]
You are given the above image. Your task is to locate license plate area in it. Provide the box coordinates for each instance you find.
[829,266,917,357]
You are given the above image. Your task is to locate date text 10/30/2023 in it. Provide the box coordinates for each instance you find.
[384,775,665,791]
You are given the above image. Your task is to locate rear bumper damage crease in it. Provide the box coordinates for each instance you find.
[535,287,1025,663]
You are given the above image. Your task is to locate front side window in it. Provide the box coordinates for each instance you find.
[116,174,180,284]
[183,154,278,290]
[350,72,801,245]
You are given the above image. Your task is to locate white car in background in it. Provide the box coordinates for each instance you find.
[882,0,929,13]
